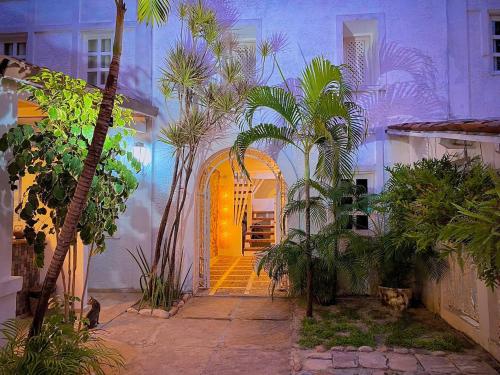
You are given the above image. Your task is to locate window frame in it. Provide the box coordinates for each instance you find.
[82,32,113,87]
[492,16,500,73]
[0,33,27,61]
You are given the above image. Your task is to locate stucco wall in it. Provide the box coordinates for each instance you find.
[387,133,500,361]
[0,79,23,338]
[1,0,500,295]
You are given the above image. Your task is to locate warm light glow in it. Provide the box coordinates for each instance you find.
[223,206,229,213]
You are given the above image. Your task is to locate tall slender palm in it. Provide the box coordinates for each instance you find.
[29,0,171,337]
[232,57,365,317]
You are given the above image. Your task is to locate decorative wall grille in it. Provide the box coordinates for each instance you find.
[442,257,479,323]
[343,36,369,85]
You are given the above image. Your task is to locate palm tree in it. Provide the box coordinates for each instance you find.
[258,182,371,306]
[232,57,365,317]
[29,0,172,337]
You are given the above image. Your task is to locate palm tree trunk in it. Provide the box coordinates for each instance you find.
[304,151,313,317]
[29,0,126,338]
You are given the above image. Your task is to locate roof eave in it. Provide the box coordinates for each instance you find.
[386,128,500,143]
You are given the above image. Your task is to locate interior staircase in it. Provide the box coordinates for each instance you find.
[243,210,275,255]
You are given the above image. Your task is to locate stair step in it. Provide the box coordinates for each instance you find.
[243,247,269,252]
[251,224,275,229]
[246,238,274,243]
[246,231,274,236]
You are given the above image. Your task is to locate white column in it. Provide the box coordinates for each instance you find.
[0,78,23,339]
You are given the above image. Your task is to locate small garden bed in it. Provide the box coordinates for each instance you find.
[298,298,473,352]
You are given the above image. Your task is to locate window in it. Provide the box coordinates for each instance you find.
[339,178,370,230]
[354,178,369,230]
[230,25,257,76]
[342,19,378,87]
[493,17,500,72]
[1,33,27,60]
[85,35,112,86]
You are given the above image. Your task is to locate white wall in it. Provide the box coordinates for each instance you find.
[0,79,23,337]
[2,0,500,293]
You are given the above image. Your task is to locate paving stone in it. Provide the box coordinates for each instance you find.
[345,345,357,351]
[332,351,357,368]
[315,344,328,352]
[393,347,409,354]
[138,308,151,316]
[307,352,332,360]
[329,369,376,375]
[387,353,418,372]
[447,353,479,363]
[415,354,459,374]
[431,350,446,356]
[302,358,332,371]
[331,346,345,351]
[376,345,388,352]
[358,352,387,369]
[152,308,169,319]
[449,354,498,374]
[358,345,373,352]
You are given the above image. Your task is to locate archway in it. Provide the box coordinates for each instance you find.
[194,148,286,294]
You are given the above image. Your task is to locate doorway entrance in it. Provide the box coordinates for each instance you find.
[195,148,286,295]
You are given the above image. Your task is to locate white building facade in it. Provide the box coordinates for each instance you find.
[1,0,499,357]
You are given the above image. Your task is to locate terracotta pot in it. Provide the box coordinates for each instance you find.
[378,286,412,311]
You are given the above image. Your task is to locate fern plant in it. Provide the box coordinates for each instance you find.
[0,315,123,374]
[441,173,500,287]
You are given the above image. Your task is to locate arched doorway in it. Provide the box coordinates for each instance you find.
[194,148,286,294]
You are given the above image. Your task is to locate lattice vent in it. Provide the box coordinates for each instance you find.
[343,37,368,85]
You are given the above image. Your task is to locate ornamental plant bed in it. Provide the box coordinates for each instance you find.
[298,297,473,352]
[126,293,192,319]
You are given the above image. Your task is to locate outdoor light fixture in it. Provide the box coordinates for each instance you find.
[133,141,151,167]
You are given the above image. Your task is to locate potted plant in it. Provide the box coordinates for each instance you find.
[375,232,415,311]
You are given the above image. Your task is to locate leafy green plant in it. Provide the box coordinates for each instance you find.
[24,0,172,338]
[233,57,366,316]
[150,0,283,305]
[128,246,191,310]
[0,315,124,374]
[298,300,471,351]
[370,156,495,288]
[0,69,140,323]
[258,181,371,305]
[0,69,140,264]
[441,172,500,287]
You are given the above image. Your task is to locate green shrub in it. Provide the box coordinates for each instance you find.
[0,315,123,374]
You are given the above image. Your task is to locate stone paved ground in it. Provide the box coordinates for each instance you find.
[94,293,499,374]
[292,346,499,374]
[97,295,293,374]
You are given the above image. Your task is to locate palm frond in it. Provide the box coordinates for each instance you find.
[245,86,302,128]
[284,197,327,228]
[137,0,171,25]
[300,57,342,109]
[230,123,297,178]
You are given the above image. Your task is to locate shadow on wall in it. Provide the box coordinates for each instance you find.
[359,40,447,128]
